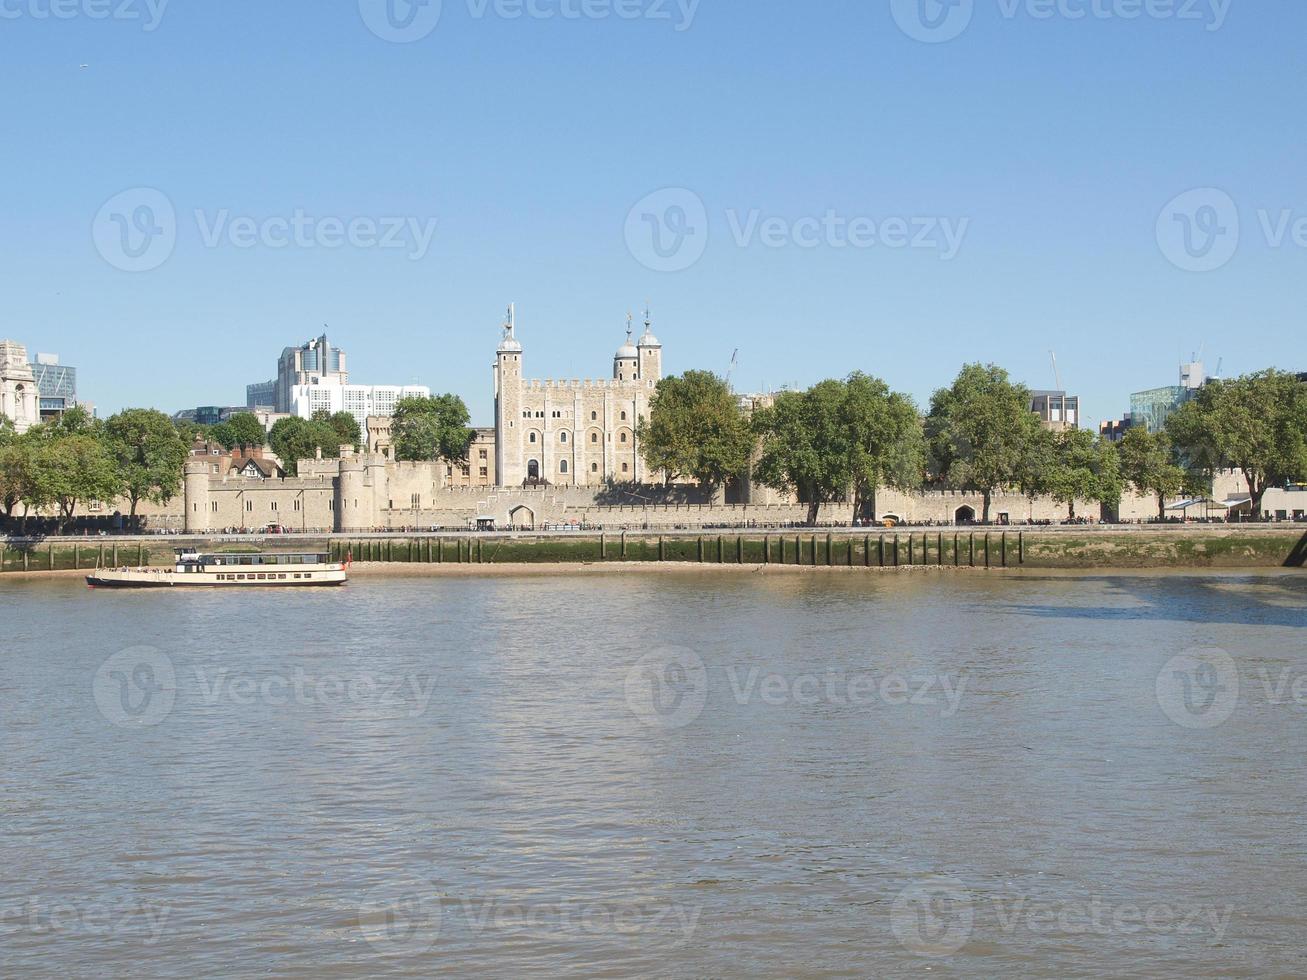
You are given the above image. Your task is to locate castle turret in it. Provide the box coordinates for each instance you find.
[336,457,371,532]
[183,459,212,533]
[637,306,662,382]
[614,314,639,381]
[495,304,524,487]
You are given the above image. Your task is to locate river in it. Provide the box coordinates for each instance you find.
[1,570,1304,977]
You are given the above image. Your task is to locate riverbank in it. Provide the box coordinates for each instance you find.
[7,530,1307,574]
[1,527,1304,574]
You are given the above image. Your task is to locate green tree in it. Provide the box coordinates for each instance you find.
[1118,427,1188,520]
[33,431,122,529]
[218,412,268,451]
[103,408,190,522]
[752,381,853,525]
[841,372,925,523]
[1015,425,1058,517]
[1046,428,1122,520]
[925,364,1041,523]
[1167,369,1307,519]
[268,417,341,475]
[313,410,361,451]
[2,433,48,530]
[391,395,473,463]
[637,370,753,492]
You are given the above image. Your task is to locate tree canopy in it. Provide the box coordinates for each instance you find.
[841,372,924,523]
[391,395,473,463]
[212,412,268,451]
[268,416,342,475]
[1045,427,1122,520]
[1167,369,1307,517]
[103,408,191,519]
[925,364,1041,522]
[752,380,854,525]
[637,370,754,491]
[1117,427,1189,520]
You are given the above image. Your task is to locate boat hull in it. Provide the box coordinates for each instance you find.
[85,567,349,588]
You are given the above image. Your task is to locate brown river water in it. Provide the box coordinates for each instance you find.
[1,569,1305,977]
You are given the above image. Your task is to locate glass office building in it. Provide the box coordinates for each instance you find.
[30,353,77,421]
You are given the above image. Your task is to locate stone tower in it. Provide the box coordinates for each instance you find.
[183,459,212,533]
[613,315,639,381]
[0,340,38,433]
[637,307,662,382]
[494,304,524,487]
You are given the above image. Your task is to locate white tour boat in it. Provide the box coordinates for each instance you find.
[86,548,349,589]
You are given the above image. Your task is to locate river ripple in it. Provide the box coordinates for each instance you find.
[1,570,1305,977]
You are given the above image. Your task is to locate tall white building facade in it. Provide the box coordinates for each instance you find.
[289,381,431,438]
[0,340,39,433]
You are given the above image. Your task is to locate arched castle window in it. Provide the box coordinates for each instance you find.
[619,432,628,444]
[591,463,598,472]
[560,431,568,443]
[590,411,597,421]
[529,432,537,444]
[559,460,568,474]
[620,411,627,421]
[622,463,629,473]
[591,432,598,444]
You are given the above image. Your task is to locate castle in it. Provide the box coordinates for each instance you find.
[11,311,1251,532]
[493,304,662,487]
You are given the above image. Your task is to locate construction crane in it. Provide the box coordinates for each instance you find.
[1049,351,1063,392]
[726,349,739,392]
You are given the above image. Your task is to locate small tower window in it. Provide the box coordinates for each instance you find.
[560,431,568,443]
[620,411,627,421]
[590,411,597,421]
[529,432,537,444]
[560,460,568,474]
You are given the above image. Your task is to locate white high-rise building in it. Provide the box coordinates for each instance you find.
[289,381,430,439]
[0,340,39,433]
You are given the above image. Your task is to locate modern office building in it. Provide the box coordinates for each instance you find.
[245,380,276,409]
[30,352,78,422]
[1029,390,1080,431]
[275,334,348,413]
[1128,361,1206,433]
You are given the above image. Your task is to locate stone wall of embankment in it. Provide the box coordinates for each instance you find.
[4,528,1303,574]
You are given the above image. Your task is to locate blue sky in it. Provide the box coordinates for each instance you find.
[2,0,1303,425]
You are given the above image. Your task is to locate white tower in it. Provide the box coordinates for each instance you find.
[637,306,662,381]
[0,340,38,433]
[613,314,639,381]
[494,304,525,487]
